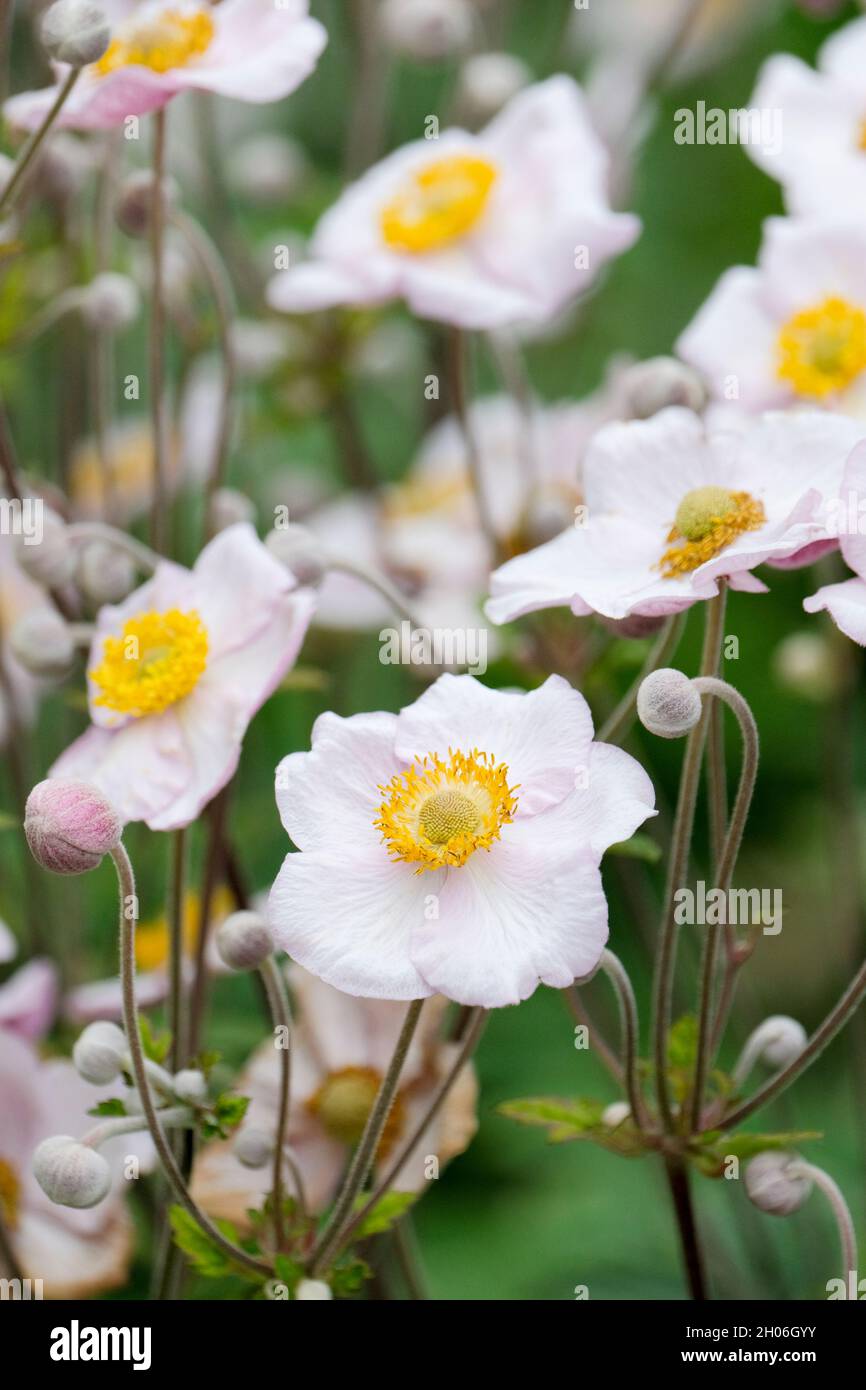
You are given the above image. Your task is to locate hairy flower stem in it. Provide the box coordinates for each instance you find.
[331,1006,487,1263]
[652,588,726,1129]
[600,950,648,1128]
[169,209,237,542]
[327,558,424,630]
[311,998,426,1275]
[664,1156,707,1300]
[564,986,624,1086]
[166,828,187,1072]
[688,678,759,1132]
[789,1162,858,1285]
[447,327,500,560]
[0,68,81,218]
[597,611,688,746]
[259,957,293,1251]
[110,840,270,1278]
[148,108,169,555]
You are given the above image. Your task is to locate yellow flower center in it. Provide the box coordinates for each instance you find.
[659,487,766,578]
[380,155,498,255]
[376,748,518,873]
[0,1157,20,1229]
[309,1067,405,1155]
[777,296,866,399]
[90,608,208,718]
[95,7,215,76]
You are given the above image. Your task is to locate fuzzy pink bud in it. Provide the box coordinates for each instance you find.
[25,779,122,875]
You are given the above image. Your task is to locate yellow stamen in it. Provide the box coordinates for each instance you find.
[308,1066,405,1155]
[95,8,214,76]
[376,747,518,873]
[381,155,498,255]
[90,608,208,718]
[777,295,866,399]
[0,1157,20,1229]
[659,488,766,578]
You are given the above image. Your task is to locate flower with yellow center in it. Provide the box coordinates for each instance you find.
[89,608,208,719]
[95,7,215,77]
[307,1065,406,1157]
[380,155,498,255]
[659,485,766,579]
[0,1156,20,1229]
[777,296,866,400]
[375,748,518,873]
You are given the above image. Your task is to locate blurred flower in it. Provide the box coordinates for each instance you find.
[0,537,57,746]
[191,965,478,1217]
[267,77,639,330]
[455,51,532,124]
[572,0,764,82]
[379,0,474,62]
[746,18,866,216]
[4,0,327,132]
[0,957,59,1041]
[0,1027,149,1296]
[677,217,866,414]
[267,673,655,1006]
[806,439,866,642]
[226,132,309,205]
[486,407,864,624]
[50,525,315,830]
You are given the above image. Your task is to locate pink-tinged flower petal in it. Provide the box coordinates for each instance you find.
[268,849,435,1001]
[191,523,305,660]
[804,576,866,644]
[0,959,59,1041]
[267,260,389,314]
[275,710,402,854]
[50,715,188,827]
[393,672,595,816]
[4,68,174,133]
[676,267,783,411]
[13,1206,134,1299]
[568,742,657,857]
[409,834,609,1007]
[838,439,866,577]
[64,969,169,1023]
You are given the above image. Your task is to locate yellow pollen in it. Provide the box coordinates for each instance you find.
[659,488,766,579]
[857,117,866,152]
[309,1067,405,1155]
[90,607,208,718]
[375,747,518,872]
[0,1157,20,1229]
[777,296,866,399]
[381,155,498,254]
[95,8,215,76]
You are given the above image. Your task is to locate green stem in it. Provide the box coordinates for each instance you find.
[148,108,169,554]
[259,957,292,1252]
[0,67,81,218]
[166,828,187,1071]
[600,950,647,1128]
[447,327,499,559]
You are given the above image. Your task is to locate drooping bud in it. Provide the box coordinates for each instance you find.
[73,1020,127,1085]
[76,541,136,605]
[735,1016,807,1084]
[457,52,531,122]
[295,1278,333,1301]
[9,610,75,679]
[33,1135,112,1209]
[744,1152,812,1217]
[173,1069,208,1104]
[637,668,702,739]
[25,779,122,875]
[79,272,139,332]
[234,1127,274,1170]
[14,508,75,588]
[264,524,327,588]
[215,911,273,972]
[40,0,111,67]
[622,357,708,420]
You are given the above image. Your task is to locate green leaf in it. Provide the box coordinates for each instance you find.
[351,1190,418,1238]
[139,1015,171,1065]
[273,1254,305,1294]
[667,1015,699,1071]
[330,1257,370,1298]
[200,1092,250,1141]
[87,1098,128,1118]
[189,1049,221,1079]
[168,1206,261,1284]
[497,1096,649,1157]
[606,833,662,864]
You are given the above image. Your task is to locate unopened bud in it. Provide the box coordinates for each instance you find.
[637,668,702,739]
[73,1020,127,1085]
[380,0,473,60]
[234,1127,274,1169]
[601,1102,630,1128]
[744,1152,812,1217]
[15,508,75,588]
[33,1135,112,1208]
[40,0,111,67]
[623,357,707,420]
[173,1069,208,1104]
[264,524,326,588]
[749,1016,807,1072]
[77,541,136,605]
[9,610,75,678]
[295,1278,333,1301]
[79,272,139,332]
[25,778,122,875]
[210,488,257,532]
[216,911,273,972]
[115,170,177,239]
[457,52,531,121]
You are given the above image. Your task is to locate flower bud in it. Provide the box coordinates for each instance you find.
[601,1102,630,1128]
[295,1278,333,1301]
[773,631,840,704]
[25,778,122,875]
[216,910,273,972]
[9,610,75,679]
[264,524,327,588]
[750,1016,808,1070]
[380,0,473,60]
[79,272,139,332]
[14,508,76,588]
[173,1069,208,1104]
[33,1135,112,1208]
[234,1126,274,1169]
[34,134,94,203]
[227,134,308,206]
[622,357,707,420]
[210,488,257,532]
[457,52,531,122]
[744,1152,812,1217]
[115,170,177,239]
[76,541,136,605]
[598,613,667,641]
[637,668,702,739]
[73,1020,127,1084]
[40,0,111,67]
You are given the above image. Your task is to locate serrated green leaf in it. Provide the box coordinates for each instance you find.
[168,1206,261,1283]
[139,1015,171,1065]
[200,1092,250,1140]
[330,1257,370,1297]
[351,1189,418,1238]
[87,1098,128,1118]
